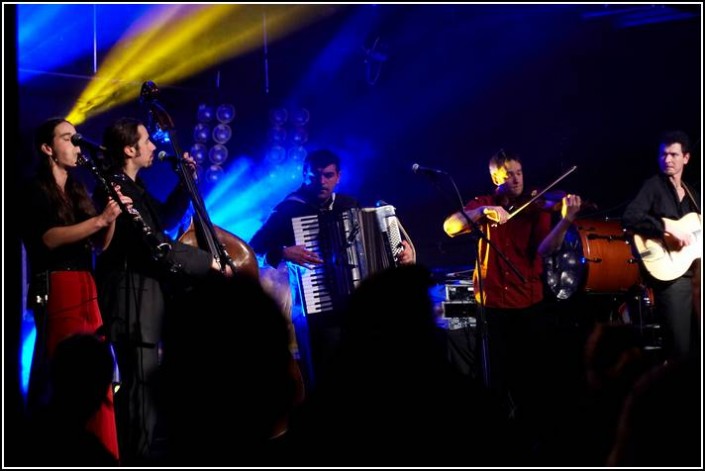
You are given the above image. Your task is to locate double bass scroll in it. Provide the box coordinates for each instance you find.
[139,81,259,280]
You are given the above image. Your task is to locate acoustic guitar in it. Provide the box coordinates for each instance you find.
[632,212,703,281]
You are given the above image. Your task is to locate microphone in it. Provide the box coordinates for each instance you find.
[157,151,177,162]
[159,151,198,181]
[71,133,105,153]
[411,163,447,175]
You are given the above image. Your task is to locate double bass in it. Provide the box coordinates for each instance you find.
[139,81,259,280]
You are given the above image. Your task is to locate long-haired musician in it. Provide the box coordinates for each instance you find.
[20,117,126,464]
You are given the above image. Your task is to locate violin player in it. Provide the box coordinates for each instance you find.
[442,149,582,459]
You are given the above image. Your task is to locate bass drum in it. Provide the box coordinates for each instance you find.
[544,218,641,300]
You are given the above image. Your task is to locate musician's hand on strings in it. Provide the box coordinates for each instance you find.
[663,218,695,248]
[397,240,416,265]
[181,152,198,179]
[283,245,323,268]
[482,205,509,224]
[211,258,235,277]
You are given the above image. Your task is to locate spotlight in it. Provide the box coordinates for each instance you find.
[190,143,208,165]
[291,127,309,145]
[212,123,232,145]
[265,145,287,164]
[209,144,229,165]
[268,126,287,143]
[270,108,288,127]
[288,145,308,163]
[266,105,311,165]
[197,103,215,123]
[193,123,210,144]
[205,164,224,184]
[216,104,236,124]
[292,108,310,126]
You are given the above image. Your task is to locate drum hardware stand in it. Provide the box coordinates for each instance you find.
[414,168,525,389]
[631,285,662,357]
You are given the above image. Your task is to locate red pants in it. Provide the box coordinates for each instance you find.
[44,271,120,462]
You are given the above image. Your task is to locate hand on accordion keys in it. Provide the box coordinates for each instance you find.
[282,244,324,268]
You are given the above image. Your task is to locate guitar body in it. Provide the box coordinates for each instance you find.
[632,212,703,281]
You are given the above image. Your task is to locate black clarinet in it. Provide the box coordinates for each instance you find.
[77,153,171,260]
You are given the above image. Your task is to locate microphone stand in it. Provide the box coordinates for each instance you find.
[422,172,525,389]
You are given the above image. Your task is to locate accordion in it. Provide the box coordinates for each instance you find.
[292,205,403,315]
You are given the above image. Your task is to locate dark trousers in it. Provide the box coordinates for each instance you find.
[652,275,697,361]
[444,325,479,380]
[293,312,342,391]
[484,303,554,420]
[112,339,161,464]
[98,271,165,464]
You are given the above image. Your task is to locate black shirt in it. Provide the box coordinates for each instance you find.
[622,173,700,239]
[94,172,212,280]
[21,181,94,276]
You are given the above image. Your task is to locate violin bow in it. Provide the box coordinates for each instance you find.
[506,165,578,221]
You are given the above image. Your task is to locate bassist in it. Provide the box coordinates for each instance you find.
[93,117,230,464]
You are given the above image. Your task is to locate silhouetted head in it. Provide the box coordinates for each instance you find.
[49,334,114,424]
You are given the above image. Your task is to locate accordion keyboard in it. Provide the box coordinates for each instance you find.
[292,206,401,316]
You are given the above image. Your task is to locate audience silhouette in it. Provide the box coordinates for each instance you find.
[289,264,505,466]
[157,273,302,466]
[561,322,653,465]
[608,353,701,466]
[25,333,119,466]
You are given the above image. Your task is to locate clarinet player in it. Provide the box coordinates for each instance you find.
[20,117,131,464]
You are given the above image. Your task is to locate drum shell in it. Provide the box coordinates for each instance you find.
[576,218,641,293]
[544,218,641,299]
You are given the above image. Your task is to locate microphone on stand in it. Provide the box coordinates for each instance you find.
[411,163,448,175]
[71,133,106,153]
[158,151,199,182]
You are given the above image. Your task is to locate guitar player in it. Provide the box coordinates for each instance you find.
[622,130,701,362]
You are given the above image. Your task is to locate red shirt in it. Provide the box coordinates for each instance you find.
[465,195,551,309]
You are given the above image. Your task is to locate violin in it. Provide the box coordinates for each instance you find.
[505,189,597,216]
[499,165,575,220]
